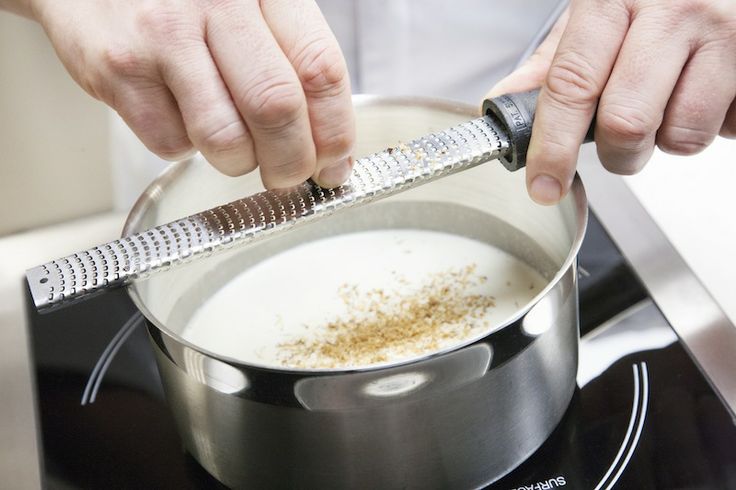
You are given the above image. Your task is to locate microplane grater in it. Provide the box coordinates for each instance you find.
[26,116,510,312]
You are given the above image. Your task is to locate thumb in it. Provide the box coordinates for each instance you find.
[485,8,569,98]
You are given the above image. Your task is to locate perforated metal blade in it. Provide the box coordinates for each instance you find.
[27,115,510,312]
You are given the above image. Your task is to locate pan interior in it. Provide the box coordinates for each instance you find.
[159,200,555,369]
[126,97,584,369]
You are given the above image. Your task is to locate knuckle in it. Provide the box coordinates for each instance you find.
[77,71,108,102]
[239,73,305,131]
[315,127,354,161]
[152,136,193,160]
[545,53,601,108]
[125,109,191,159]
[212,159,256,177]
[136,5,189,40]
[647,0,736,44]
[292,37,349,96]
[198,120,251,155]
[597,102,659,143]
[204,0,240,21]
[124,107,158,135]
[101,46,145,78]
[264,157,313,186]
[657,125,713,155]
[670,0,711,19]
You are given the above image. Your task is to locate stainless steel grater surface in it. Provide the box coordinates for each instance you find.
[27,115,510,312]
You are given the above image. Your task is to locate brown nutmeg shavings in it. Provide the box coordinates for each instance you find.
[277,264,496,369]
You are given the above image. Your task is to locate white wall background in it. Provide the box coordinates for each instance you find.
[624,139,736,324]
[0,13,113,236]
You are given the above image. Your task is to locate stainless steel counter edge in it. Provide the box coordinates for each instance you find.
[578,147,736,418]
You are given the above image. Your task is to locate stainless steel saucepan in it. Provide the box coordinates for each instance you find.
[122,95,587,489]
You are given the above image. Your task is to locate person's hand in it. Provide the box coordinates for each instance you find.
[31,0,355,189]
[487,0,736,205]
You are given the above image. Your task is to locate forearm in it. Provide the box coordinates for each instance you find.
[0,0,36,19]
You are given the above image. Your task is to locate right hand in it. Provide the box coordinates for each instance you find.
[32,0,356,188]
[488,0,736,205]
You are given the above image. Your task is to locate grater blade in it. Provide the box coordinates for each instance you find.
[26,115,509,312]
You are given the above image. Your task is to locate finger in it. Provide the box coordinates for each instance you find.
[526,0,630,205]
[160,39,257,177]
[657,47,736,154]
[595,12,692,173]
[112,82,193,160]
[722,99,736,139]
[262,0,355,188]
[485,8,569,98]
[206,2,315,189]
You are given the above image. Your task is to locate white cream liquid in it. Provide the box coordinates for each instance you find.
[182,230,547,369]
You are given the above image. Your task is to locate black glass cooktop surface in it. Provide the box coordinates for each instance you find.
[489,311,736,490]
[28,212,736,489]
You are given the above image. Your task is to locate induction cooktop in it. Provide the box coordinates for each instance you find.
[26,208,736,489]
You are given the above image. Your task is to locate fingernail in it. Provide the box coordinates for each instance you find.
[529,174,562,205]
[316,157,353,188]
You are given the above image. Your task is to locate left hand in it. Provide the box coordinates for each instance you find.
[487,0,736,205]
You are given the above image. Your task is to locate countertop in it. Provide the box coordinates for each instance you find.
[622,136,736,325]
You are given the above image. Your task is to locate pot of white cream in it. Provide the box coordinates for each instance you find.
[122,95,587,489]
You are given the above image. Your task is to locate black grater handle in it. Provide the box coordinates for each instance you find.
[482,88,596,171]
